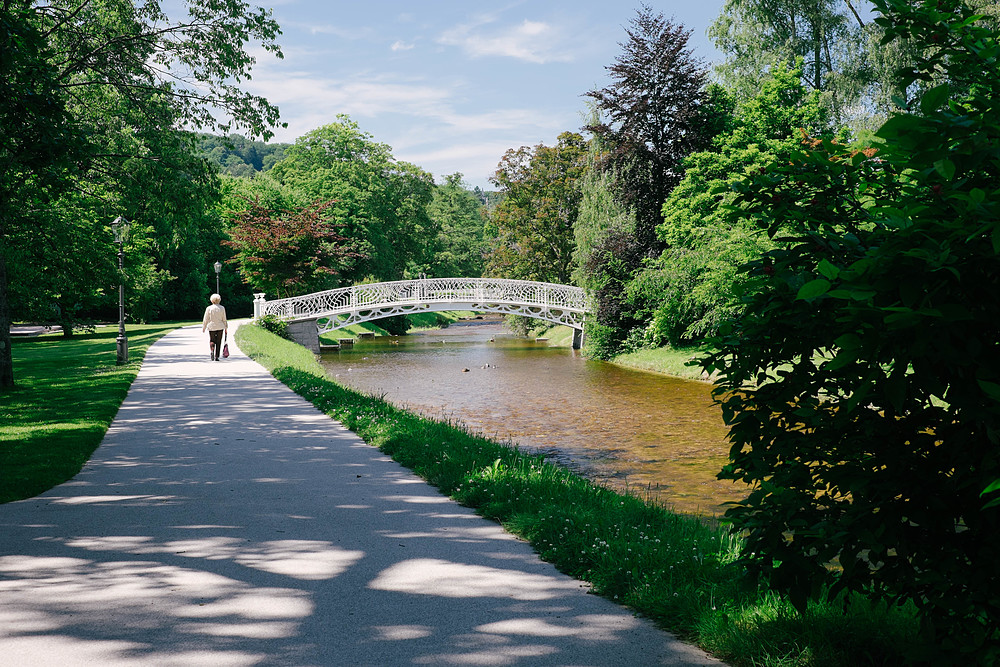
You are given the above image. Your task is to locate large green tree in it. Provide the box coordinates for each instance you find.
[269,117,437,285]
[0,0,282,388]
[484,132,587,284]
[703,0,1000,657]
[423,173,485,278]
[581,5,722,354]
[641,62,825,346]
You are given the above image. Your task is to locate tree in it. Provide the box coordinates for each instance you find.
[269,117,438,284]
[424,173,486,278]
[708,0,918,132]
[197,133,291,176]
[581,5,722,355]
[0,2,87,385]
[644,62,824,345]
[585,4,719,254]
[0,0,283,388]
[702,1,1000,657]
[224,199,361,298]
[484,132,587,284]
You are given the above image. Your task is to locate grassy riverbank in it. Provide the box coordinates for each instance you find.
[610,345,712,382]
[1,322,181,503]
[236,323,922,667]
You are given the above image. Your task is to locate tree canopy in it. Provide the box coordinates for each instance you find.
[267,117,438,285]
[0,0,283,388]
[484,132,587,284]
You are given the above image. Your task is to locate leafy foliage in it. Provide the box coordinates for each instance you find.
[423,173,486,278]
[224,198,362,298]
[484,132,587,283]
[196,133,291,177]
[580,6,722,355]
[642,63,825,346]
[255,314,289,340]
[269,117,438,283]
[702,1,1000,658]
[0,0,283,388]
[585,5,720,254]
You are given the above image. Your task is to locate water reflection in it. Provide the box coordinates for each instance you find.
[318,321,746,516]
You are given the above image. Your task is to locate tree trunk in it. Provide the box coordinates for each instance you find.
[0,248,15,389]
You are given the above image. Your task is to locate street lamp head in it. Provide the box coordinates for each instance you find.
[214,260,222,274]
[111,216,130,244]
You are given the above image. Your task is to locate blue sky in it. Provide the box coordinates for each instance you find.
[241,1,727,189]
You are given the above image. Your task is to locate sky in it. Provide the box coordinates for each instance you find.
[239,1,727,190]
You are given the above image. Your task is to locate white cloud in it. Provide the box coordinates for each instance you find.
[390,40,414,52]
[438,18,576,64]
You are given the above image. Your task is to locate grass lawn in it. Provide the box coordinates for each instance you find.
[237,323,923,667]
[1,322,181,503]
[610,345,714,382]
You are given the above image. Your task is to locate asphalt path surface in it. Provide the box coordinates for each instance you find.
[0,324,724,666]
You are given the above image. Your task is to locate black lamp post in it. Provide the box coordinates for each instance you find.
[111,216,130,365]
[213,260,222,294]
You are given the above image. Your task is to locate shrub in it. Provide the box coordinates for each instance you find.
[255,314,289,339]
[701,1,1000,659]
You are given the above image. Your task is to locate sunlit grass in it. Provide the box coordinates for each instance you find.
[1,323,181,503]
[611,344,713,381]
[236,323,923,666]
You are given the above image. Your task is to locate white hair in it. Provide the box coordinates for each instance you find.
[210,293,222,304]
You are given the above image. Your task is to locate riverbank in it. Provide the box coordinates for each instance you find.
[610,345,713,382]
[237,322,923,667]
[1,322,181,503]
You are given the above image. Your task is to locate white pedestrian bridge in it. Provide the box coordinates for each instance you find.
[253,277,592,351]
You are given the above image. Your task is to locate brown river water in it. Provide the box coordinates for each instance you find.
[317,320,748,517]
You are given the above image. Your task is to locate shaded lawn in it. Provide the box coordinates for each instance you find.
[1,323,182,503]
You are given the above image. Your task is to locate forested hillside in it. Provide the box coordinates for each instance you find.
[195,133,292,177]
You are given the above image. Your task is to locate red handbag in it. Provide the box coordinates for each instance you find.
[222,331,230,358]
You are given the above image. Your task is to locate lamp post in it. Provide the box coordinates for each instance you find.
[213,260,222,294]
[111,216,130,365]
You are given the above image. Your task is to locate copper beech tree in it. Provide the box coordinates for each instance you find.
[224,199,363,299]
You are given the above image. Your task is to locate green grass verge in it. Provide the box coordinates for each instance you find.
[1,322,182,503]
[611,345,713,382]
[236,323,922,667]
[532,324,576,347]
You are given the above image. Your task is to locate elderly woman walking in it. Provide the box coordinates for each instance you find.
[202,293,228,361]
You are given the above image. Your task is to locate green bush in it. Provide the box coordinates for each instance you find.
[255,314,289,339]
[702,1,1000,660]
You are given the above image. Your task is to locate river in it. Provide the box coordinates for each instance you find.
[317,319,746,517]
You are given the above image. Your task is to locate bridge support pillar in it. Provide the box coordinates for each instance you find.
[286,319,320,354]
[572,328,584,350]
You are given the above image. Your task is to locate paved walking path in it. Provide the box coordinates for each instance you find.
[0,324,724,666]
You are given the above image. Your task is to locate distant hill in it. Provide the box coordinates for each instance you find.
[195,133,292,177]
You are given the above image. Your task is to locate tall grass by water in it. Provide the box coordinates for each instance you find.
[236,323,923,666]
[1,323,180,503]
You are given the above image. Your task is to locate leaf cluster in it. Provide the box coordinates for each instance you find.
[702,1,1000,658]
[485,132,588,284]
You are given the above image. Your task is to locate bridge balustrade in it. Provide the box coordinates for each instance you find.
[253,278,591,350]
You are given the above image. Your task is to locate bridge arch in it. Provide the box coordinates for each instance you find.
[254,277,591,351]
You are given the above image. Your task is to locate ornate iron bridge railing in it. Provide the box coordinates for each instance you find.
[254,277,591,334]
